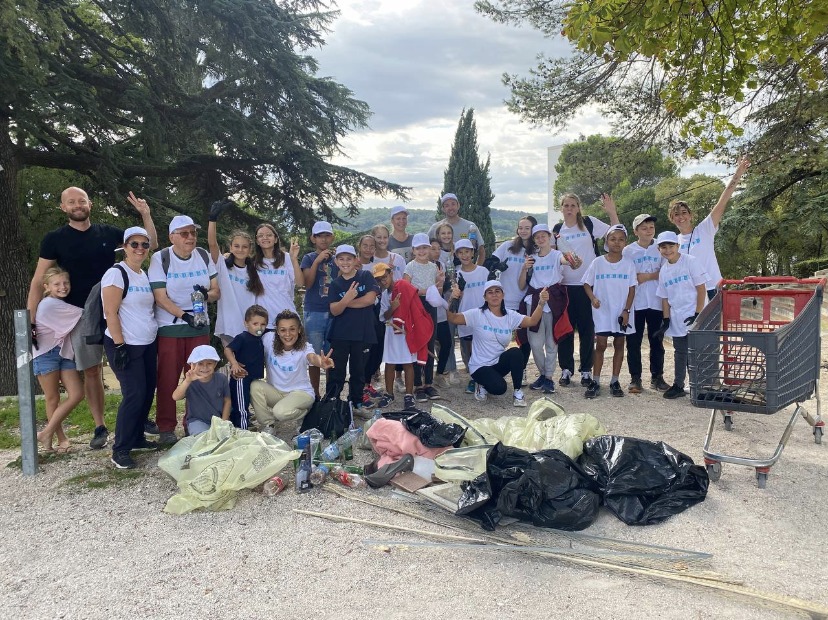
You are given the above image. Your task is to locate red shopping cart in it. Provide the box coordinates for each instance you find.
[687,276,825,488]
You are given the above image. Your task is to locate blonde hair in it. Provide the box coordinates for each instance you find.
[435,223,455,251]
[559,193,587,231]
[42,266,69,297]
[371,224,389,237]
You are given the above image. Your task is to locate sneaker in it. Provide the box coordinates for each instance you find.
[361,392,374,407]
[144,420,160,435]
[628,377,643,394]
[403,394,416,410]
[474,384,488,402]
[89,425,109,450]
[424,386,440,400]
[513,389,527,407]
[133,438,159,450]
[580,372,593,387]
[559,370,572,387]
[415,387,429,402]
[663,384,686,399]
[610,380,624,397]
[353,403,373,419]
[394,376,406,393]
[377,392,395,408]
[465,380,476,394]
[585,380,600,399]
[111,451,136,469]
[159,431,178,445]
[434,374,450,389]
[364,384,380,398]
[542,377,556,394]
[651,376,671,392]
[529,376,546,391]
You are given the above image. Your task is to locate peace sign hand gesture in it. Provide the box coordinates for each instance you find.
[318,348,335,370]
[127,191,150,216]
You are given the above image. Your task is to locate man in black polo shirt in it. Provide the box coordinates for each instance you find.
[27,187,158,449]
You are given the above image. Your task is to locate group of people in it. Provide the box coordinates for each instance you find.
[27,157,749,469]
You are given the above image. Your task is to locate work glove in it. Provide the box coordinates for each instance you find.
[653,318,670,340]
[31,323,38,349]
[193,284,209,298]
[112,343,129,371]
[180,312,197,328]
[684,312,699,327]
[617,314,632,332]
[208,198,235,222]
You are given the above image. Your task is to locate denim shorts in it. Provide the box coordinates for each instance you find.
[33,345,77,376]
[303,311,331,354]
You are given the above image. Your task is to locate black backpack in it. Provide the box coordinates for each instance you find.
[553,217,601,257]
[84,264,129,345]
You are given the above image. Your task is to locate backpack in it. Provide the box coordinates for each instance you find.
[83,264,129,345]
[553,217,602,257]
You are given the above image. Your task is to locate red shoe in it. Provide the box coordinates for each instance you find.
[364,384,380,398]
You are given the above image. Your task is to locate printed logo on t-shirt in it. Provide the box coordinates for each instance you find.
[261,268,287,276]
[634,256,660,266]
[535,265,557,273]
[128,285,152,293]
[505,256,525,265]
[663,275,690,287]
[482,324,512,335]
[595,273,631,280]
[168,269,208,280]
[268,355,296,372]
[564,232,590,242]
[337,283,367,298]
[229,272,249,286]
[465,281,484,289]
[681,237,701,252]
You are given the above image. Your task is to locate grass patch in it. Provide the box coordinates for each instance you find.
[63,467,145,490]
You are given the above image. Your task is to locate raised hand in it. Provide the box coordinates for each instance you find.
[600,193,617,215]
[127,191,150,217]
[184,364,198,382]
[318,348,335,370]
[209,198,235,222]
[289,237,301,260]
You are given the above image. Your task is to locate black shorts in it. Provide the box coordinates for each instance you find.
[596,331,627,338]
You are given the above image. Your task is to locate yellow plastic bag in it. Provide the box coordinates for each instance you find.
[158,418,299,514]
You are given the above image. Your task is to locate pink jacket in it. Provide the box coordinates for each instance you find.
[33,297,83,360]
[367,418,451,467]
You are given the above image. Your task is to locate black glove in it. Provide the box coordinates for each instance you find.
[653,318,670,340]
[31,323,38,349]
[457,273,466,291]
[208,198,235,222]
[193,284,209,298]
[180,312,197,328]
[684,312,699,327]
[112,343,129,371]
[618,314,632,332]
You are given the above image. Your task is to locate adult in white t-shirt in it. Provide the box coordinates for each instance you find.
[250,313,334,432]
[148,215,219,442]
[253,223,304,321]
[553,192,619,387]
[670,156,750,298]
[101,227,159,465]
[447,280,547,406]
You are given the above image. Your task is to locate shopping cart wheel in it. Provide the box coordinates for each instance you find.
[723,412,733,431]
[706,462,722,482]
[756,470,768,489]
[814,426,823,445]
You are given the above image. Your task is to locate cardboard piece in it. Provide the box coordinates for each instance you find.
[389,471,431,493]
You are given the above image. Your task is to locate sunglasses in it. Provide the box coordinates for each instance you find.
[128,241,151,249]
[175,230,197,238]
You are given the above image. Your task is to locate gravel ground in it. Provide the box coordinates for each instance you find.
[2,337,826,619]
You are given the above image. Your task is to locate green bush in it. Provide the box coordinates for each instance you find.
[791,257,828,279]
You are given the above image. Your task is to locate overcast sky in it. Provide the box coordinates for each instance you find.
[314,0,721,216]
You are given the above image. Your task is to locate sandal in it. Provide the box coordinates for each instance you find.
[55,443,72,454]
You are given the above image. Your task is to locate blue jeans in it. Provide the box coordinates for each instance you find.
[304,311,331,354]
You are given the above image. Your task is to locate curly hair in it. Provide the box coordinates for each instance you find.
[272,309,307,355]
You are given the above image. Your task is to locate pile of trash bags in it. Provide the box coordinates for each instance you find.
[456,436,709,531]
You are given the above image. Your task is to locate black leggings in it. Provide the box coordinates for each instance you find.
[558,284,595,374]
[435,321,453,375]
[470,347,524,395]
[329,339,367,405]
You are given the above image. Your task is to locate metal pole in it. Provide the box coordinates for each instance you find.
[14,310,37,476]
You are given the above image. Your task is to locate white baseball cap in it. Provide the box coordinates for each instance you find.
[454,239,474,252]
[483,281,504,294]
[390,205,408,218]
[603,224,628,251]
[169,215,201,234]
[632,214,657,230]
[312,222,333,235]
[123,226,149,243]
[440,193,458,205]
[187,345,220,364]
[532,223,551,236]
[335,244,357,257]
[412,232,431,248]
[656,231,679,245]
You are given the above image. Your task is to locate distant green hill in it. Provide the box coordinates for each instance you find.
[332,207,547,243]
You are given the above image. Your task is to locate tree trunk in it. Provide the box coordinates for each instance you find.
[0,122,32,396]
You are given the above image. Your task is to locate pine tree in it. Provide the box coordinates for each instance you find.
[440,109,495,249]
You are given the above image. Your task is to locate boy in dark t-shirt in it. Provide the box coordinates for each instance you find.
[328,244,380,411]
[172,345,231,436]
[223,305,268,430]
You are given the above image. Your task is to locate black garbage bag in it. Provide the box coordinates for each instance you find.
[456,443,601,531]
[400,410,467,448]
[578,435,709,526]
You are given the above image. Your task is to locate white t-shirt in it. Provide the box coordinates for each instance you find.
[656,254,709,338]
[262,332,314,398]
[582,256,637,334]
[492,240,527,311]
[257,253,296,319]
[462,308,524,374]
[622,241,664,311]
[678,214,721,291]
[525,250,564,314]
[102,262,157,345]
[372,252,406,281]
[556,216,611,285]
[456,265,489,338]
[215,260,258,339]
[148,248,218,329]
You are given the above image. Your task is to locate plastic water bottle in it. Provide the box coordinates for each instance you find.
[295,435,312,493]
[331,466,367,489]
[262,475,286,497]
[321,428,362,461]
[555,234,579,268]
[358,410,382,451]
[190,286,208,327]
[310,464,329,486]
[468,229,478,248]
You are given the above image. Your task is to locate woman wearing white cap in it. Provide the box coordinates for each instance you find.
[448,281,548,405]
[102,227,159,469]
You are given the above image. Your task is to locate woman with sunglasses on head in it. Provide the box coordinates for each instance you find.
[253,223,304,321]
[102,227,159,469]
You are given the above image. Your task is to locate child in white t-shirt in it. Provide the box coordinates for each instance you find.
[654,231,708,400]
[452,239,490,394]
[582,225,637,399]
[404,233,440,401]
